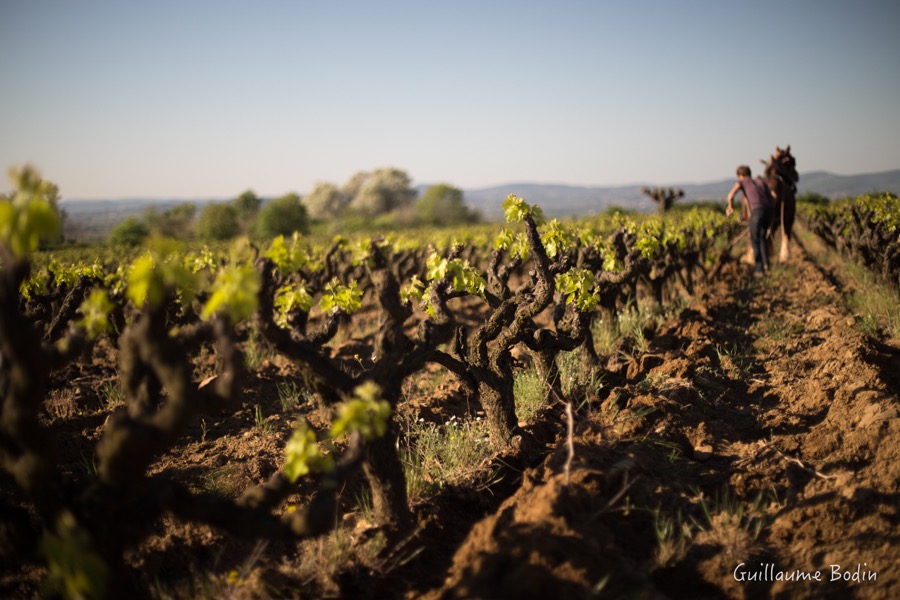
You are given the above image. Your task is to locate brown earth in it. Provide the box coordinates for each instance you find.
[2,234,898,599]
[423,237,900,600]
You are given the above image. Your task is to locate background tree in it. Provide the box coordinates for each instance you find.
[232,190,262,225]
[143,202,196,239]
[642,187,685,214]
[304,181,347,220]
[196,202,240,241]
[346,167,416,216]
[415,183,479,226]
[256,192,309,238]
[107,216,150,247]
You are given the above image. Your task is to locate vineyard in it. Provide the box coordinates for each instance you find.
[1,175,899,599]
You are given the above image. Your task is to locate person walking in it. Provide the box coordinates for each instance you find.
[726,165,774,277]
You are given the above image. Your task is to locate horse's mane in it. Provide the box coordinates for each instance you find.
[762,145,798,193]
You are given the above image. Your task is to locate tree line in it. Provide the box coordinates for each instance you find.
[105,167,479,247]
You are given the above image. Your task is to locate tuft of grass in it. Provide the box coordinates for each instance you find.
[199,464,243,498]
[635,373,670,393]
[654,509,693,567]
[295,524,355,587]
[714,343,755,381]
[276,380,309,412]
[78,451,99,477]
[99,380,125,409]
[253,404,272,435]
[557,350,604,402]
[513,367,546,422]
[402,416,492,503]
[244,330,274,371]
[593,297,680,358]
[47,389,78,419]
[690,487,768,562]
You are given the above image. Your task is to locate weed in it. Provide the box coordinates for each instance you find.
[557,350,603,400]
[199,464,242,498]
[513,367,546,422]
[650,438,685,463]
[254,404,272,435]
[714,343,754,380]
[244,330,274,371]
[654,509,693,566]
[276,380,308,412]
[691,487,768,561]
[353,487,375,524]
[402,416,492,503]
[78,451,99,477]
[635,373,670,393]
[99,380,125,409]
[296,524,354,587]
[47,388,77,419]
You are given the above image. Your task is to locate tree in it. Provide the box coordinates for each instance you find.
[196,202,239,241]
[256,192,309,238]
[304,182,347,220]
[143,202,196,239]
[233,189,261,222]
[642,187,684,214]
[108,216,150,247]
[346,168,416,216]
[415,183,478,226]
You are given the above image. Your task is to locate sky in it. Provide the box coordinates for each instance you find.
[1,0,899,201]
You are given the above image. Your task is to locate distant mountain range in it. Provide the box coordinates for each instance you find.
[460,169,900,219]
[61,169,900,240]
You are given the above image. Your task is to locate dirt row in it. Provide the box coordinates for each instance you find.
[422,240,900,599]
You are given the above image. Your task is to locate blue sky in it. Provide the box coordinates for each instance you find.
[1,0,899,200]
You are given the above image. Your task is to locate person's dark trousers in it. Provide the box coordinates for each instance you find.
[748,207,771,274]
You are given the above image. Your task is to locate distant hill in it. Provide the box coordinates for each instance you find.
[461,169,900,219]
[61,169,900,240]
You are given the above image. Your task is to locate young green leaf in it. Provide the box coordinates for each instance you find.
[319,278,363,314]
[77,289,115,340]
[330,381,391,441]
[201,263,261,323]
[283,424,335,482]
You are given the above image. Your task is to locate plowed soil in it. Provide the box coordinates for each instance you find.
[423,237,900,600]
[2,233,898,599]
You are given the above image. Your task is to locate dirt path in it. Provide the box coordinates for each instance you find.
[425,242,900,599]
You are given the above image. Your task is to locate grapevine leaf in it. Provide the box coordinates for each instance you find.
[330,381,391,441]
[283,424,335,482]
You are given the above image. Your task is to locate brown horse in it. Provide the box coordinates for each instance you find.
[762,145,799,260]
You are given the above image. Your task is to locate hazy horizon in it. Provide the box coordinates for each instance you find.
[3,1,899,200]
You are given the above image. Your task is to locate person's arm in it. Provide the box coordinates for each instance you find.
[725,182,742,217]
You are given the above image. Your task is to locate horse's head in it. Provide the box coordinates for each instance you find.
[763,145,798,190]
[772,145,798,183]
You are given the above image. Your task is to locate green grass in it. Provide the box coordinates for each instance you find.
[513,367,546,422]
[276,379,309,411]
[798,226,900,341]
[99,380,125,409]
[244,330,275,371]
[402,416,492,502]
[253,404,272,435]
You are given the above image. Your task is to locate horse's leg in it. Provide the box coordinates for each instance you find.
[780,193,796,261]
[768,190,781,263]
